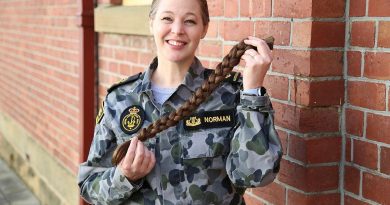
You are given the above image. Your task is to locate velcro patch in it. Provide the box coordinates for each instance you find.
[183,109,236,131]
[120,105,145,135]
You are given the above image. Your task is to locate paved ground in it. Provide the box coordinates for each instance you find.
[0,159,40,205]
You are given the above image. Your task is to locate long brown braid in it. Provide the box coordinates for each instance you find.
[112,37,275,165]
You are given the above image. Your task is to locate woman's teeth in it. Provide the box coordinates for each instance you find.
[168,40,185,46]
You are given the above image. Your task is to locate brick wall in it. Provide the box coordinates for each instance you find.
[0,0,81,174]
[344,0,390,204]
[97,0,346,204]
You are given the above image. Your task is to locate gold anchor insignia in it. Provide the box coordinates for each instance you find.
[186,116,201,127]
[122,106,142,132]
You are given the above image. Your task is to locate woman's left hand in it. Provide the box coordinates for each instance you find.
[241,36,273,90]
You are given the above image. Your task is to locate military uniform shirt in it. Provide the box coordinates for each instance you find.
[78,58,283,205]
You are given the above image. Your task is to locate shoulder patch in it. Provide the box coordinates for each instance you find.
[107,72,142,93]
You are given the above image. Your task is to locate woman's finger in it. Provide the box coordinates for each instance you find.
[139,149,151,171]
[146,151,156,173]
[123,137,138,165]
[132,141,145,168]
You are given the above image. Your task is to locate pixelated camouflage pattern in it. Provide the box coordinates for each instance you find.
[78,58,283,205]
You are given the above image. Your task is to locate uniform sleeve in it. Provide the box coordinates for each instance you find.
[226,90,283,187]
[77,100,143,205]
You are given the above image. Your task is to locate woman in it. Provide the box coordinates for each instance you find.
[78,0,282,204]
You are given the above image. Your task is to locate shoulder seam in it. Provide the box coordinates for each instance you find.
[107,72,142,94]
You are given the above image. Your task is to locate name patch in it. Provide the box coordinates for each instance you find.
[183,109,235,131]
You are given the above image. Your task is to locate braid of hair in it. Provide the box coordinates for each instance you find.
[112,37,274,165]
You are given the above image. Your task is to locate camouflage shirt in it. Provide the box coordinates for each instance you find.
[78,58,283,205]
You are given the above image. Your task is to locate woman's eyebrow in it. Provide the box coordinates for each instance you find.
[160,11,197,17]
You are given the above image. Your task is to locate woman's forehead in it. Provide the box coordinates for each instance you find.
[155,0,202,15]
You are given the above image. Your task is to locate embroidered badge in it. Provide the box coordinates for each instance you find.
[183,109,235,131]
[120,105,145,135]
[96,101,104,124]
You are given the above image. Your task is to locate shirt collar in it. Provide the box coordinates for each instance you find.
[140,57,206,94]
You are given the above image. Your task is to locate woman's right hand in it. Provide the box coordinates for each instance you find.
[118,137,156,181]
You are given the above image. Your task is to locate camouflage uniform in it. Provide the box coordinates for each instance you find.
[78,58,283,205]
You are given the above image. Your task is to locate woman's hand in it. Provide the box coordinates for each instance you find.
[241,36,273,90]
[118,137,156,181]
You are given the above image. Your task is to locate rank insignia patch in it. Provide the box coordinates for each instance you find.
[120,105,145,135]
[96,101,104,124]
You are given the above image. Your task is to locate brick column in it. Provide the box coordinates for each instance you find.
[344,0,390,204]
[243,0,346,204]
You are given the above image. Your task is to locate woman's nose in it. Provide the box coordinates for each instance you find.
[171,21,184,35]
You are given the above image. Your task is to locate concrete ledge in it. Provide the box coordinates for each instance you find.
[95,5,151,36]
[0,112,78,205]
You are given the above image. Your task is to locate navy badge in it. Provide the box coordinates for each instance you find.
[120,105,145,135]
[96,101,104,124]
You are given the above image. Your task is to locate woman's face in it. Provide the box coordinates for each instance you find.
[150,0,208,65]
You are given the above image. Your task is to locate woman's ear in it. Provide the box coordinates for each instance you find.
[201,24,209,39]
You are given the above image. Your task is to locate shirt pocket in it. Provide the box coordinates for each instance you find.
[181,127,232,159]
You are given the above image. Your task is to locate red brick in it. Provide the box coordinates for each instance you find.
[279,159,339,192]
[277,129,288,154]
[289,135,341,163]
[378,21,390,48]
[263,75,289,100]
[292,22,312,47]
[307,166,339,192]
[243,194,266,205]
[205,20,219,38]
[353,139,378,170]
[345,108,364,137]
[273,102,340,133]
[349,0,366,17]
[366,113,390,144]
[254,21,291,46]
[347,51,362,77]
[225,0,239,17]
[252,182,286,205]
[368,0,390,16]
[274,0,311,18]
[345,195,370,205]
[293,22,345,47]
[344,165,360,194]
[347,81,386,110]
[252,0,272,17]
[272,50,343,77]
[279,159,306,190]
[346,137,352,162]
[199,40,223,58]
[288,190,340,205]
[290,80,344,106]
[364,52,390,80]
[351,21,376,47]
[312,0,345,17]
[223,21,254,41]
[380,147,390,175]
[208,0,224,16]
[363,172,390,204]
[241,0,271,17]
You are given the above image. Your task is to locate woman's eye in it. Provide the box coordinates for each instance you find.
[185,20,196,25]
[161,17,173,22]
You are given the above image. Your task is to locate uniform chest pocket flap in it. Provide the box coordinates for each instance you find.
[181,128,232,159]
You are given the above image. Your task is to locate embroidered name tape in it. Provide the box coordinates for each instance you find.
[120,105,145,135]
[183,109,235,131]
